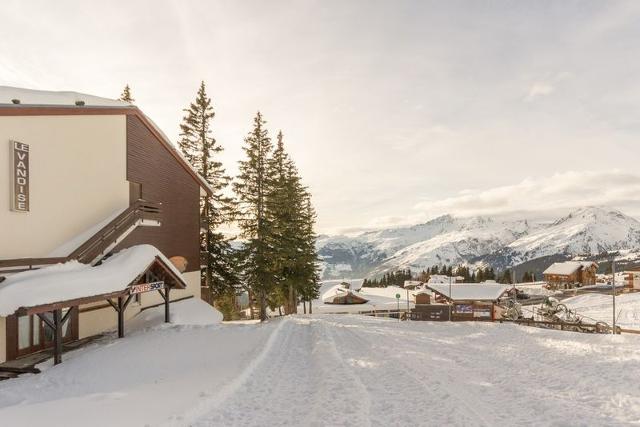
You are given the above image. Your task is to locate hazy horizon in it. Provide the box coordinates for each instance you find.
[3,0,640,234]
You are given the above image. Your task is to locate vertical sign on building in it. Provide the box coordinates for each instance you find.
[10,140,29,212]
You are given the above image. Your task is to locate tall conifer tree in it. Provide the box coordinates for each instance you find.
[234,112,276,321]
[178,81,238,303]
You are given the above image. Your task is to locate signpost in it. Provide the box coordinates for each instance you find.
[396,293,401,322]
[129,281,164,294]
[10,141,29,212]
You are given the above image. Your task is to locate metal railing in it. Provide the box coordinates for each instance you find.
[0,199,162,276]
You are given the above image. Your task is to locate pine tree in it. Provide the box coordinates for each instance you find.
[118,84,135,103]
[178,81,238,308]
[266,131,303,314]
[234,112,276,321]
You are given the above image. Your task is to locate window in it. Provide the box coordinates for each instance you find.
[15,310,74,356]
[18,316,30,350]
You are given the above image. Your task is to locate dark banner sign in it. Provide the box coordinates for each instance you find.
[11,141,29,212]
[129,281,165,294]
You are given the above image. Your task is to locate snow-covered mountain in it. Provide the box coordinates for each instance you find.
[317,207,640,279]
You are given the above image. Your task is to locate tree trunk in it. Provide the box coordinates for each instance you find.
[292,289,298,314]
[309,299,312,314]
[259,291,267,322]
[288,284,294,315]
[248,290,255,320]
[303,300,307,314]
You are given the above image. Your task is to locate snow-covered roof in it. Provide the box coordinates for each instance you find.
[0,86,131,107]
[543,261,597,276]
[0,245,185,316]
[427,284,509,301]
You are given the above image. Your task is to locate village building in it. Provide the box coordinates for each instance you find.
[623,271,640,290]
[0,87,213,364]
[426,283,510,321]
[413,290,432,305]
[543,261,598,290]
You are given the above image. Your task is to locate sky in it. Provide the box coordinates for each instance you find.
[2,0,640,234]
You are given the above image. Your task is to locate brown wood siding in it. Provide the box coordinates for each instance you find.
[117,115,200,273]
[6,315,17,361]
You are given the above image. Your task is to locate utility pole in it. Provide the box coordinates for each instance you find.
[449,275,453,321]
[612,256,617,334]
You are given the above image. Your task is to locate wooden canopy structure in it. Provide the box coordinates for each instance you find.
[12,256,185,365]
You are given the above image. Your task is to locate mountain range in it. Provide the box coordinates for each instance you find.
[317,207,640,279]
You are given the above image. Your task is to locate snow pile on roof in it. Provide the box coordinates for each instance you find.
[0,86,131,107]
[130,298,222,329]
[0,245,182,316]
[321,284,350,302]
[427,283,509,301]
[543,261,597,276]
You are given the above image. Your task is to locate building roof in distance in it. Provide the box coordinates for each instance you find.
[543,261,598,276]
[427,283,509,301]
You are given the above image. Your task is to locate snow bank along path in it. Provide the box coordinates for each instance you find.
[1,314,639,426]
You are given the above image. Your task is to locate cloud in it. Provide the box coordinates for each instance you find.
[363,170,640,229]
[525,82,554,101]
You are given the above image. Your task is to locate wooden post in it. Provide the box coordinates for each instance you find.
[53,309,62,365]
[117,296,125,338]
[164,286,171,323]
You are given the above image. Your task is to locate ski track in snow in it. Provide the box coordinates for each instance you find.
[187,316,638,427]
[190,317,372,427]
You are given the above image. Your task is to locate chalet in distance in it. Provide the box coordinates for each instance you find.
[0,86,213,365]
[543,261,598,290]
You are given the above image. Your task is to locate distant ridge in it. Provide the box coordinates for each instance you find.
[317,206,640,279]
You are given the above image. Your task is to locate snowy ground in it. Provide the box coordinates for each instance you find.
[564,292,640,329]
[2,309,640,426]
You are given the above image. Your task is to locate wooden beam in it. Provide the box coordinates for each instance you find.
[53,309,62,365]
[164,287,171,323]
[17,290,128,316]
[36,312,55,331]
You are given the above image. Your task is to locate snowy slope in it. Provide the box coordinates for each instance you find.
[1,315,640,426]
[563,292,640,329]
[319,207,640,279]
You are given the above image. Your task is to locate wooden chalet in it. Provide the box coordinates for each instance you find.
[543,261,598,290]
[426,284,510,321]
[323,290,369,305]
[0,86,214,365]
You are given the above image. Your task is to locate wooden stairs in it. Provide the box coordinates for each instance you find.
[0,199,162,279]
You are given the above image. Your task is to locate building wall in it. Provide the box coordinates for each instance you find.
[0,115,129,258]
[78,302,142,340]
[77,271,199,340]
[0,317,6,363]
[580,266,597,286]
[117,115,201,273]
